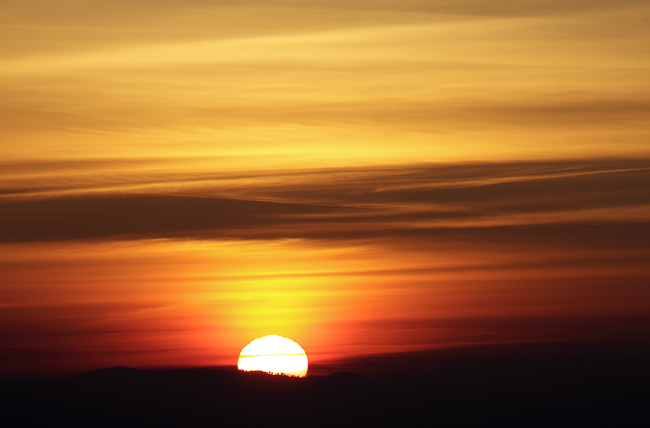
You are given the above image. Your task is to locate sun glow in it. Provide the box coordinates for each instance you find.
[237,335,309,377]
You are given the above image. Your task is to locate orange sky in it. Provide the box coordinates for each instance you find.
[1,0,650,376]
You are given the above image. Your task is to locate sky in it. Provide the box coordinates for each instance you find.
[1,0,650,376]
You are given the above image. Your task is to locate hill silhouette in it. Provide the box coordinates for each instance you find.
[1,342,649,427]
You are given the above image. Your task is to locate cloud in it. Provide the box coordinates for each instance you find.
[0,194,352,242]
[1,158,649,249]
[3,0,648,165]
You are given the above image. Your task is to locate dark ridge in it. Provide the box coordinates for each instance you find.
[325,371,371,387]
[1,344,649,428]
[78,366,144,377]
[327,371,367,380]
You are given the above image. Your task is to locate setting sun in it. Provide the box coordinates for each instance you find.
[237,335,308,377]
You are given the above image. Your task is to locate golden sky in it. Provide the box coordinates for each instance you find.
[1,0,650,375]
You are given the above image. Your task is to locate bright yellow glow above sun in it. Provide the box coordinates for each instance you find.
[237,335,308,377]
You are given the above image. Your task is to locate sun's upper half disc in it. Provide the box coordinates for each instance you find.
[237,335,308,377]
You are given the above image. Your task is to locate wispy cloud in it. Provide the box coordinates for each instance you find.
[2,158,648,244]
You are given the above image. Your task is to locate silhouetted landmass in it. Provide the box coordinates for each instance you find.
[1,342,649,427]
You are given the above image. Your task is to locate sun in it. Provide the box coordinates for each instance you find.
[237,335,309,377]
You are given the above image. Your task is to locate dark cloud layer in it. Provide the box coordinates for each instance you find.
[0,195,348,242]
[1,158,649,246]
